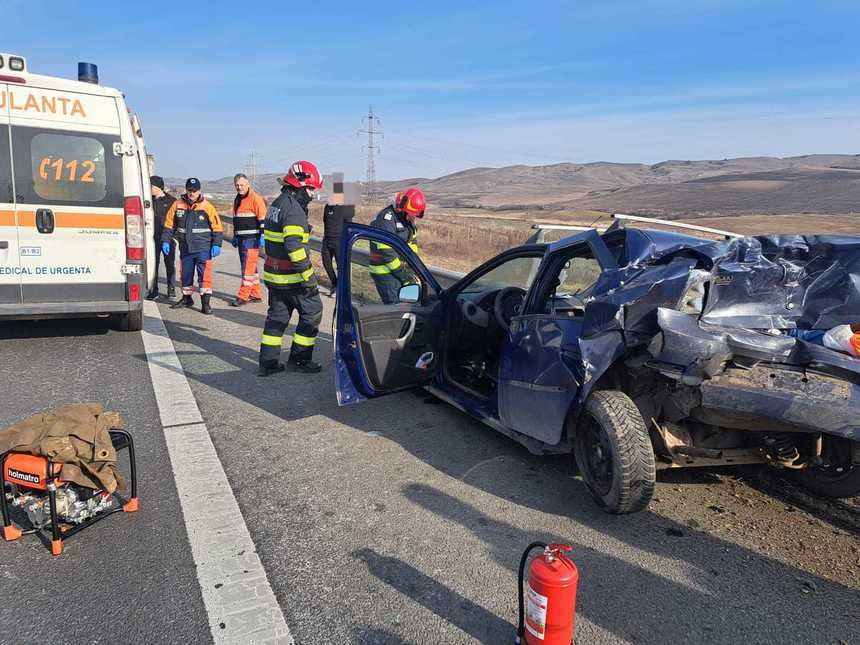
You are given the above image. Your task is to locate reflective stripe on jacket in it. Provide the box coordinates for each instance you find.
[369,206,418,278]
[233,190,267,237]
[162,195,223,255]
[263,187,316,289]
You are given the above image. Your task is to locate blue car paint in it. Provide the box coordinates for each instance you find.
[499,317,584,444]
[335,224,441,406]
[337,221,860,448]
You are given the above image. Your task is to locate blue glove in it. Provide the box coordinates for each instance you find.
[230,236,239,248]
[161,242,170,256]
[210,246,221,259]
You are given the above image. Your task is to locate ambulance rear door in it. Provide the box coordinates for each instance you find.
[9,84,126,306]
[0,83,22,304]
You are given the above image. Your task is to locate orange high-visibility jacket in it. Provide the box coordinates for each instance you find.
[162,194,223,254]
[233,190,267,238]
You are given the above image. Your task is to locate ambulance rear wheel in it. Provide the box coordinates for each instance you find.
[115,308,143,332]
[574,390,656,514]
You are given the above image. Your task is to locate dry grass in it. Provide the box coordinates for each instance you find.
[217,198,858,282]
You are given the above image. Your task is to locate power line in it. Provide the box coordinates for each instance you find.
[357,107,383,201]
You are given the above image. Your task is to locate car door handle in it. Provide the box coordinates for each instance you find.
[0,241,8,249]
[396,313,416,349]
[36,208,55,234]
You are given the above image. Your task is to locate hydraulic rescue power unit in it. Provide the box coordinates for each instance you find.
[1,430,138,555]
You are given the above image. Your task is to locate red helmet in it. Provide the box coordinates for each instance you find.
[281,160,324,190]
[395,187,426,218]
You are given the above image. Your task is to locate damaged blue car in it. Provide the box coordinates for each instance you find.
[334,219,860,513]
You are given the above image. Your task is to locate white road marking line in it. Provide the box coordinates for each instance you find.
[141,300,294,645]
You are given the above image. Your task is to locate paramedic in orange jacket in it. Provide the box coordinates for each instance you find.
[161,178,223,315]
[229,173,267,306]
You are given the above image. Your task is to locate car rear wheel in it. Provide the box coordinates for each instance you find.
[114,308,143,332]
[793,464,860,499]
[574,390,656,514]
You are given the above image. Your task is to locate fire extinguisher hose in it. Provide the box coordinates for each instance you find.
[515,541,548,644]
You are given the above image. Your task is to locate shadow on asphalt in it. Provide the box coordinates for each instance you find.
[0,317,112,339]
[401,481,857,643]
[352,548,511,642]
[149,313,858,644]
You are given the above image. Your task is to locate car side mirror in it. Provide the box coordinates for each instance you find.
[399,284,420,304]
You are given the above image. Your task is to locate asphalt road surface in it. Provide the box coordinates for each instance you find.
[0,244,857,644]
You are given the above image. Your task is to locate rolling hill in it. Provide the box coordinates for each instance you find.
[168,154,860,216]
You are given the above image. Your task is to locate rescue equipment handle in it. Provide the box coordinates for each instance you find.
[515,541,547,644]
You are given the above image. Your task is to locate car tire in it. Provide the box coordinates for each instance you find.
[574,390,656,514]
[792,464,860,499]
[115,308,144,332]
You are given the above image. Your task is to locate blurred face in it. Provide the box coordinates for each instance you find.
[304,187,316,200]
[235,177,250,196]
[150,184,164,197]
[186,189,201,201]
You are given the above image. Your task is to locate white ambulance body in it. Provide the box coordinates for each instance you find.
[0,54,155,331]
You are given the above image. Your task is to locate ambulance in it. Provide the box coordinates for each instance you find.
[0,54,155,331]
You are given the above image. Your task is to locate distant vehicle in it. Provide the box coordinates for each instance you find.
[0,54,154,330]
[334,221,860,513]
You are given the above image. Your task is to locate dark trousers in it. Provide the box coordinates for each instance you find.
[259,285,323,366]
[321,238,339,287]
[154,237,176,292]
[371,274,402,305]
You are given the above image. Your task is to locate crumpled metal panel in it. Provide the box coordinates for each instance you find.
[702,235,860,329]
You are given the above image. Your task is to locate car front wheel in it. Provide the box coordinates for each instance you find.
[574,390,656,514]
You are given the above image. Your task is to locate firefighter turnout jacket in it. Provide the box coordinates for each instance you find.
[162,194,224,255]
[263,187,316,289]
[369,205,419,280]
[233,189,267,239]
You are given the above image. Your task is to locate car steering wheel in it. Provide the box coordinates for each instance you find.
[493,287,527,331]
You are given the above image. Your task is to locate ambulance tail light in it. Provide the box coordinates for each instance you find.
[124,196,145,261]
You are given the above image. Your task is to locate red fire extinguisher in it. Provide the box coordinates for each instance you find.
[516,542,579,645]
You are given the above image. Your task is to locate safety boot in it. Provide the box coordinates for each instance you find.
[257,362,286,377]
[201,294,213,315]
[145,288,159,300]
[230,297,248,307]
[286,359,322,374]
[171,295,194,309]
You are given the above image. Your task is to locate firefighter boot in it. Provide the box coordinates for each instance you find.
[258,362,286,377]
[171,295,194,309]
[201,294,213,315]
[286,359,322,374]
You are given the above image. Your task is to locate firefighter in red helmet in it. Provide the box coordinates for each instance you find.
[258,160,325,376]
[368,187,426,304]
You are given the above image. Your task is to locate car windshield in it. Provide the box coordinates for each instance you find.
[461,256,543,294]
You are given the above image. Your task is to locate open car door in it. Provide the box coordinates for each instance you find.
[335,223,445,405]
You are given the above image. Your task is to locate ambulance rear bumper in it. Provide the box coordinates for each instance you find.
[0,300,139,319]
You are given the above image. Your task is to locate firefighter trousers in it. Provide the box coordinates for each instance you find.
[236,237,262,300]
[259,285,323,366]
[371,273,402,305]
[180,250,213,296]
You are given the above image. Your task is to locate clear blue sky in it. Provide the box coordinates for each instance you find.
[3,0,857,181]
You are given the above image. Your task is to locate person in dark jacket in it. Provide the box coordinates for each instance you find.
[146,176,177,300]
[161,178,224,315]
[321,202,354,296]
[258,160,325,376]
[368,187,425,304]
